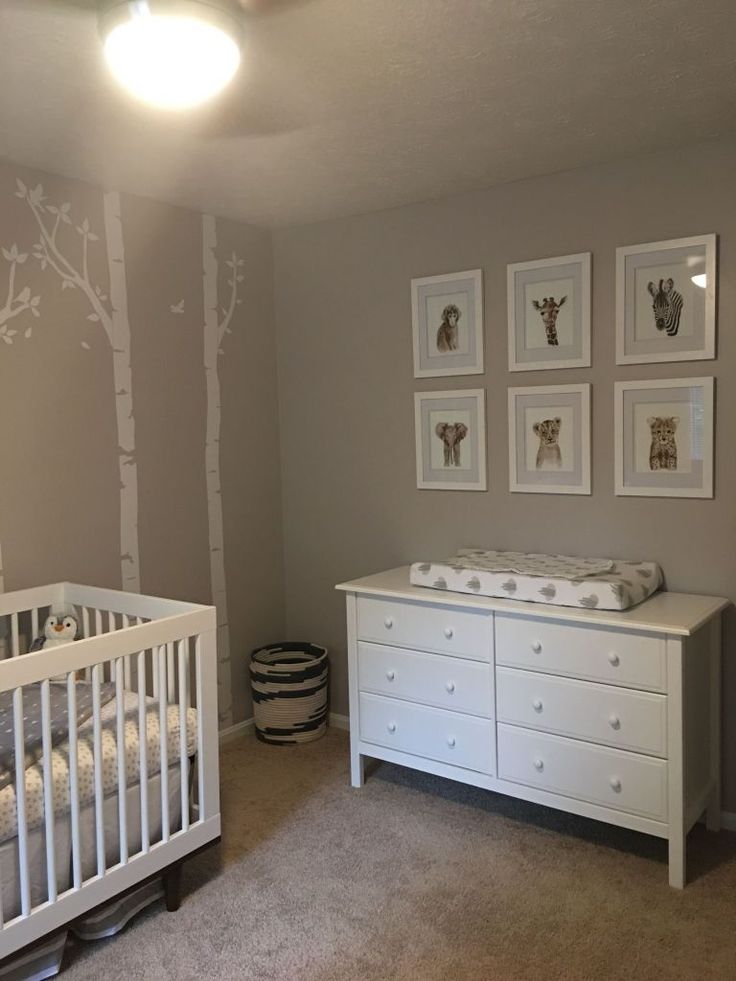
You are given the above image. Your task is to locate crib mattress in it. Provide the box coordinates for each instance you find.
[0,692,197,845]
[409,549,663,611]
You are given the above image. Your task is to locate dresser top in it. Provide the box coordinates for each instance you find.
[336,566,729,637]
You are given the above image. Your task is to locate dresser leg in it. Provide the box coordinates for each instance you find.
[351,751,365,788]
[668,833,686,889]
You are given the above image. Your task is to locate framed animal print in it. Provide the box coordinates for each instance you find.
[507,252,591,371]
[411,270,484,377]
[616,234,716,365]
[508,383,591,495]
[414,389,486,491]
[614,377,714,498]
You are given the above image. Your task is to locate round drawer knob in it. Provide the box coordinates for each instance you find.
[610,776,622,793]
[384,617,394,629]
[447,736,456,748]
[608,651,620,667]
[609,714,621,730]
[531,641,542,654]
[386,670,395,682]
[446,681,456,693]
[532,698,543,713]
[387,722,397,733]
[444,627,454,639]
[533,758,544,772]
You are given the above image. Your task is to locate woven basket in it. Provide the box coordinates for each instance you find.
[250,642,328,744]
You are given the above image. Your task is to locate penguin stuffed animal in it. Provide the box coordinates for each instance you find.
[30,609,79,651]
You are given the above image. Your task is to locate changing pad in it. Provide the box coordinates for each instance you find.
[409,549,663,611]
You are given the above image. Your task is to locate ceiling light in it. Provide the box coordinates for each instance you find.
[99,1,243,110]
[691,274,707,289]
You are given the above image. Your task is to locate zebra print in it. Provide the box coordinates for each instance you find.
[250,642,328,744]
[647,278,684,337]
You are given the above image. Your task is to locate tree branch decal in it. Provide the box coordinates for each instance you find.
[16,178,140,592]
[0,243,40,344]
[203,214,243,727]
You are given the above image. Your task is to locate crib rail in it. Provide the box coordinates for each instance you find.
[0,583,219,961]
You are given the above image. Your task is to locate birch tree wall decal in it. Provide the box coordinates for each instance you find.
[1,238,41,635]
[16,179,141,592]
[202,213,243,727]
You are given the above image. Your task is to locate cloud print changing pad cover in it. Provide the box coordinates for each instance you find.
[409,549,662,611]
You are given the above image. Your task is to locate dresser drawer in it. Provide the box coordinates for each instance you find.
[497,723,668,821]
[357,597,492,661]
[497,667,667,757]
[359,692,493,774]
[495,615,666,692]
[358,642,492,717]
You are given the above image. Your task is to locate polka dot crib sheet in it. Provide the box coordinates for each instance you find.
[0,692,197,845]
[409,549,663,611]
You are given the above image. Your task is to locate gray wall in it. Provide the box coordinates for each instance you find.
[273,138,736,808]
[0,160,284,724]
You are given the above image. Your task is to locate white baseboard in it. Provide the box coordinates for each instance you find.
[721,810,736,832]
[219,713,349,743]
[219,713,736,830]
[219,718,254,744]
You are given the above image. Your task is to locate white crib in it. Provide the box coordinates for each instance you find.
[0,581,220,966]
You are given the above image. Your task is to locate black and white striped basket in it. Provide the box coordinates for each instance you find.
[250,642,329,745]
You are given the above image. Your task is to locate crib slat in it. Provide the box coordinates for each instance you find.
[122,614,132,689]
[167,642,176,703]
[10,613,19,657]
[195,634,204,817]
[158,646,170,843]
[95,610,104,681]
[31,608,39,644]
[40,680,57,902]
[152,642,159,699]
[82,608,91,681]
[92,664,106,877]
[114,657,128,865]
[137,650,150,854]
[67,672,82,889]
[178,639,190,833]
[13,687,31,916]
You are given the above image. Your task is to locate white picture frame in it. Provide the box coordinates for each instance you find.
[614,377,714,498]
[616,234,716,365]
[414,389,486,491]
[411,269,484,377]
[508,383,591,494]
[507,252,591,371]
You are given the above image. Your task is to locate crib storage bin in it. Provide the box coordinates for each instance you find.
[250,642,328,744]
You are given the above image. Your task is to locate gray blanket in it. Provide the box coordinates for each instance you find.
[0,681,116,790]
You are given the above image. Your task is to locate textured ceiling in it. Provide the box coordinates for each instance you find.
[0,0,735,227]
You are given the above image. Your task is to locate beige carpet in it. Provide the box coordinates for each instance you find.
[61,728,736,980]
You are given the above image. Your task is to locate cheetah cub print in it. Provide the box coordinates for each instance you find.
[648,416,679,471]
[533,417,562,470]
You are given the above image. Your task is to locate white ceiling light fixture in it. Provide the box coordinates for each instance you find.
[99,1,243,110]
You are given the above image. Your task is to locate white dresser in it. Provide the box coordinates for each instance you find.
[336,566,728,888]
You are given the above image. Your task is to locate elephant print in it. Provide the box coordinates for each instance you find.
[435,421,468,467]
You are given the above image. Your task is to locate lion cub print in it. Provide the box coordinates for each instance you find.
[648,416,679,471]
[533,417,562,469]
